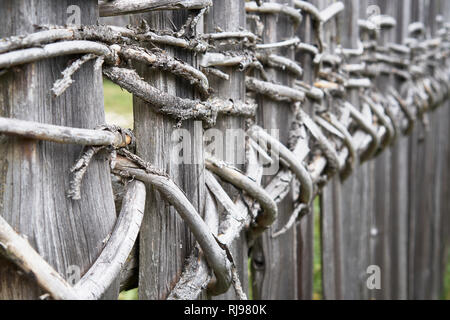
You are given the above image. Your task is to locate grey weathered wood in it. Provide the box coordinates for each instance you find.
[250,0,299,300]
[370,0,395,300]
[130,9,205,300]
[74,180,146,300]
[388,0,410,300]
[294,0,317,299]
[204,1,248,299]
[202,30,248,298]
[407,0,429,300]
[99,0,212,17]
[0,0,119,299]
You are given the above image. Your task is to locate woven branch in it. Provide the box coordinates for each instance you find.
[74,180,145,299]
[99,0,212,17]
[112,155,233,296]
[0,117,129,147]
[245,1,302,25]
[103,66,256,126]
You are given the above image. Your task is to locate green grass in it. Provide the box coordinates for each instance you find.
[119,288,138,300]
[313,196,322,300]
[103,78,134,129]
[443,250,450,300]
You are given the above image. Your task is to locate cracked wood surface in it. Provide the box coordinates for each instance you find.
[0,0,118,300]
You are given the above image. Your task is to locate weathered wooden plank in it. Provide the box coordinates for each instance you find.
[295,0,316,300]
[0,0,119,299]
[320,0,373,300]
[204,0,249,300]
[250,0,299,300]
[130,10,205,299]
[407,0,431,300]
[369,0,395,300]
[388,0,410,300]
[319,0,345,300]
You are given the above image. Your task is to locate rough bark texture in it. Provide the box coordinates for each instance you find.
[0,0,118,299]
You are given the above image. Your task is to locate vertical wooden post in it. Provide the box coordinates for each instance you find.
[320,0,372,300]
[370,0,395,300]
[131,10,205,299]
[204,0,249,299]
[388,0,411,300]
[0,0,118,299]
[422,0,446,299]
[407,0,435,300]
[295,0,316,300]
[250,0,299,300]
[440,0,450,299]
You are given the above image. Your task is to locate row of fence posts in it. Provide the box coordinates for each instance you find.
[0,0,448,300]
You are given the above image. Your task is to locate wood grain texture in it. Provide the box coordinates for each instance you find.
[295,1,316,299]
[250,0,299,300]
[370,0,394,300]
[320,0,374,300]
[131,10,205,300]
[204,0,248,300]
[386,0,410,300]
[0,0,118,299]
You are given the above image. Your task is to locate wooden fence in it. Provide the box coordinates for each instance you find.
[0,0,449,300]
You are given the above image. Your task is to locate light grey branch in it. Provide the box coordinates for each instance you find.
[118,46,209,97]
[0,41,112,69]
[0,29,75,54]
[320,2,345,23]
[247,125,313,205]
[99,0,212,17]
[103,67,256,126]
[113,155,232,296]
[136,31,208,53]
[246,77,305,103]
[256,37,301,50]
[0,117,129,147]
[0,215,80,300]
[245,1,302,25]
[294,0,323,22]
[256,52,303,78]
[74,180,146,299]
[201,31,258,43]
[52,53,98,97]
[300,108,340,177]
[205,156,278,238]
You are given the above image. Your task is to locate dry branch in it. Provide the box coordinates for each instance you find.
[0,215,80,300]
[103,67,255,126]
[256,37,301,50]
[246,77,305,102]
[0,41,112,69]
[205,156,278,238]
[99,0,212,17]
[113,155,232,296]
[342,101,380,161]
[320,2,345,23]
[299,108,340,178]
[52,53,98,97]
[74,180,146,299]
[0,117,129,147]
[245,1,302,25]
[247,125,313,205]
[256,52,303,77]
